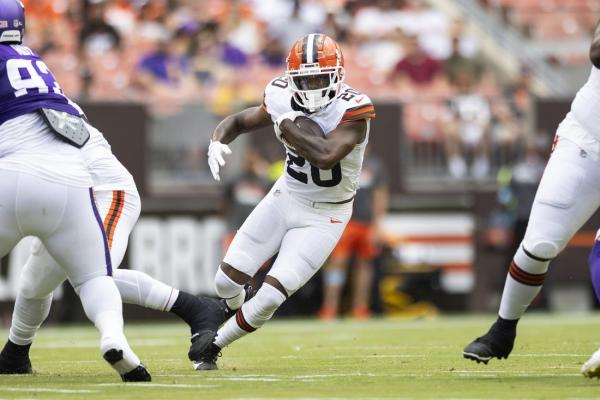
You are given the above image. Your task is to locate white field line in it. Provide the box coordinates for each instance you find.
[332,354,421,359]
[35,338,177,349]
[95,383,218,388]
[226,398,412,400]
[2,388,97,394]
[205,377,282,382]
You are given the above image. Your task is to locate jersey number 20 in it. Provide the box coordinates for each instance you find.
[287,152,342,187]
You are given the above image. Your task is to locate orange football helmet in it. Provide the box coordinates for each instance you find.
[286,33,345,112]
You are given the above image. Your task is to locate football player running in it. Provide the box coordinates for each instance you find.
[463,18,600,378]
[0,0,149,381]
[189,33,376,370]
[0,117,226,376]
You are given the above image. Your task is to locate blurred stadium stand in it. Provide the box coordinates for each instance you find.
[1,0,600,322]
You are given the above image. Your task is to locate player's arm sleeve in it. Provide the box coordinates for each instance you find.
[340,98,376,124]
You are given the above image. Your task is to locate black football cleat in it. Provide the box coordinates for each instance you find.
[189,330,220,371]
[121,365,152,382]
[103,349,151,382]
[0,341,32,374]
[463,321,516,364]
[172,293,229,335]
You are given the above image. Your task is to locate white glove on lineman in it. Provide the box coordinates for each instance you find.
[274,111,305,144]
[207,140,232,181]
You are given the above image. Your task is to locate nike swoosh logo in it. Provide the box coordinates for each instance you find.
[330,218,343,224]
[356,96,365,103]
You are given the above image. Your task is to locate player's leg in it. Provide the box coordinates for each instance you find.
[0,171,35,374]
[580,231,600,377]
[319,222,355,320]
[214,187,287,314]
[589,231,600,302]
[40,185,149,381]
[464,137,600,363]
[191,204,351,370]
[93,190,184,316]
[0,239,67,374]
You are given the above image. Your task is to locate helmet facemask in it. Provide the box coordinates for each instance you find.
[287,64,345,113]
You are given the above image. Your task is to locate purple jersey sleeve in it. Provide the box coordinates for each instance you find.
[0,44,83,126]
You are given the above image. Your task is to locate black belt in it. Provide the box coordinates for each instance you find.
[322,197,354,205]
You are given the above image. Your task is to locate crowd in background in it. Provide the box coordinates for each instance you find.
[21,0,554,179]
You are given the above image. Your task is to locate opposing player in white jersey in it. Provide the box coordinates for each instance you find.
[0,121,227,376]
[463,18,600,378]
[189,33,376,370]
[0,0,148,381]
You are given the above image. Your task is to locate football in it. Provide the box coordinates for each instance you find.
[295,116,325,137]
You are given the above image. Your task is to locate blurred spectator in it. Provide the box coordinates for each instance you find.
[320,152,389,320]
[444,71,492,179]
[223,149,271,249]
[506,137,547,252]
[445,35,485,87]
[266,0,325,51]
[390,34,442,86]
[79,0,122,55]
[135,28,199,110]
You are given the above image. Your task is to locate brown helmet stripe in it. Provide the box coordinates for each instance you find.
[311,34,320,63]
[301,35,308,64]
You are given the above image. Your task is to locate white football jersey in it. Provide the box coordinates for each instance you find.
[557,66,600,161]
[263,77,375,203]
[82,122,136,192]
[0,112,92,187]
[570,66,600,140]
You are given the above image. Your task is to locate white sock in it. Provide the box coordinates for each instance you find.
[8,293,52,346]
[112,269,179,312]
[214,268,245,310]
[76,276,140,373]
[498,246,549,320]
[214,284,286,348]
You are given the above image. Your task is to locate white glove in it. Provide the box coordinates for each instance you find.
[274,111,305,144]
[207,140,232,181]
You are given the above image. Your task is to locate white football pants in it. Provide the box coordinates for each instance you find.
[223,177,352,294]
[18,189,140,300]
[0,171,112,286]
[522,136,600,259]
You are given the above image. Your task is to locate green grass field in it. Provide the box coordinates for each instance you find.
[1,314,600,399]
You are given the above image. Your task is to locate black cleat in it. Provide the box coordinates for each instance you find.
[103,349,152,382]
[463,321,516,364]
[189,330,220,370]
[0,341,32,374]
[172,293,229,335]
[121,365,152,382]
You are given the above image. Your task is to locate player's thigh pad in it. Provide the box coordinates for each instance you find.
[524,138,600,258]
[223,190,287,277]
[94,189,141,268]
[19,238,67,300]
[269,204,351,294]
[41,186,112,288]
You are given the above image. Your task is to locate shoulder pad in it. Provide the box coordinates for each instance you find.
[337,86,375,124]
[263,76,293,123]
